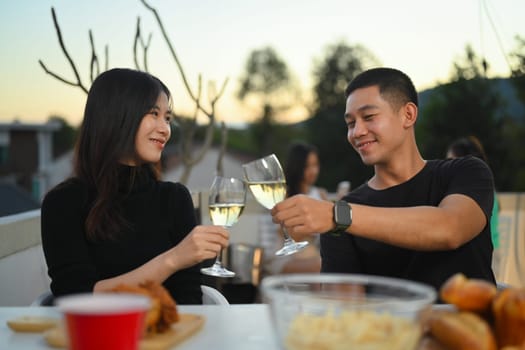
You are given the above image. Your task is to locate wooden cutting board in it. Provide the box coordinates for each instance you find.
[43,314,205,349]
[141,314,205,350]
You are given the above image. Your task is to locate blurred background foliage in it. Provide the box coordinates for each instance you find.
[52,36,525,191]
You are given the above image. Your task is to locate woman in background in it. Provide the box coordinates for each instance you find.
[285,142,328,201]
[41,68,228,304]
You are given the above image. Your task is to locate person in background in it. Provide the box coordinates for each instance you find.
[41,68,229,304]
[260,142,326,274]
[272,67,496,292]
[447,136,501,274]
[336,181,351,200]
[284,142,328,202]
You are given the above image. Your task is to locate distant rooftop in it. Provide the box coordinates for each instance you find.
[0,120,62,132]
[0,183,40,217]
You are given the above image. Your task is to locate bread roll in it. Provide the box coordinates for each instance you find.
[492,288,525,347]
[440,273,497,313]
[417,336,450,350]
[427,311,497,350]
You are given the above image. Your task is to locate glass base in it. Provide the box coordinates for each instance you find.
[201,263,235,278]
[275,240,309,256]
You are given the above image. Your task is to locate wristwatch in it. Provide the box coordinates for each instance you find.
[332,200,352,233]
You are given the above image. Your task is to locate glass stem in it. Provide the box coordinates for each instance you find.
[214,249,224,267]
[281,224,294,242]
[214,224,228,266]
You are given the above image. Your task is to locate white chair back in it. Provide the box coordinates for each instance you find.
[31,290,54,306]
[201,285,229,305]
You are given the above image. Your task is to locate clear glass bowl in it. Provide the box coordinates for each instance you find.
[261,273,437,350]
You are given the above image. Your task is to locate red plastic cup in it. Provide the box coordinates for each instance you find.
[56,293,150,350]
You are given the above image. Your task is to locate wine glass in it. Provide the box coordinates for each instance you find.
[201,176,246,278]
[242,154,309,256]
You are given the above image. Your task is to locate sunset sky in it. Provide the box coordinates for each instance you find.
[1,0,523,127]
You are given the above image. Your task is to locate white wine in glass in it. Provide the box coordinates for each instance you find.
[201,176,246,278]
[242,154,309,256]
[246,181,287,210]
[209,203,245,227]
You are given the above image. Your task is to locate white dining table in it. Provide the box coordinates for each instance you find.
[0,304,280,350]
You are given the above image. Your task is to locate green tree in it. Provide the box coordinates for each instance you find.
[417,45,516,189]
[237,46,298,156]
[48,116,77,158]
[510,35,525,77]
[451,45,488,79]
[305,41,379,191]
[509,35,525,107]
[507,35,525,189]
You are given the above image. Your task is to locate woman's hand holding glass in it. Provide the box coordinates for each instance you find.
[168,225,229,271]
[201,176,246,277]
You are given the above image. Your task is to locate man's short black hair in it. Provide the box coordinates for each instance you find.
[345,68,418,110]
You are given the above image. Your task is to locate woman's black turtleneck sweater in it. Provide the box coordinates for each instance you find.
[41,165,202,304]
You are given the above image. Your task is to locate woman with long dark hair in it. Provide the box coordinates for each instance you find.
[41,68,228,304]
[284,142,327,200]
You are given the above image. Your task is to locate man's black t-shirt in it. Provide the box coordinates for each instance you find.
[320,156,496,291]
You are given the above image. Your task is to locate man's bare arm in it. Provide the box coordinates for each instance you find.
[271,194,487,251]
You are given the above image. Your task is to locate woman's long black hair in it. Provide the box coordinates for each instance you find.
[74,68,171,241]
[447,136,488,162]
[284,142,319,197]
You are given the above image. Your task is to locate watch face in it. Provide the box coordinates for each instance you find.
[335,201,352,227]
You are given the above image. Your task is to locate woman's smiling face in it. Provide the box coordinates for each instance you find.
[131,92,172,165]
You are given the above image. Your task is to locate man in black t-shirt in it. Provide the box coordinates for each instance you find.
[271,68,495,291]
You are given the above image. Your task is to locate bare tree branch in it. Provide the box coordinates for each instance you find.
[181,76,202,165]
[40,3,230,185]
[89,30,100,83]
[133,17,141,70]
[104,45,109,71]
[193,75,203,124]
[140,0,229,118]
[216,121,228,176]
[208,81,217,103]
[186,105,218,167]
[133,17,152,72]
[178,112,218,183]
[210,78,229,106]
[140,0,231,184]
[39,60,87,92]
[39,7,88,94]
[178,76,228,181]
[140,0,198,101]
[141,33,152,72]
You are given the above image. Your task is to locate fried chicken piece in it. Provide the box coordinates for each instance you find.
[440,273,497,313]
[139,281,179,332]
[110,283,161,332]
[110,281,178,334]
